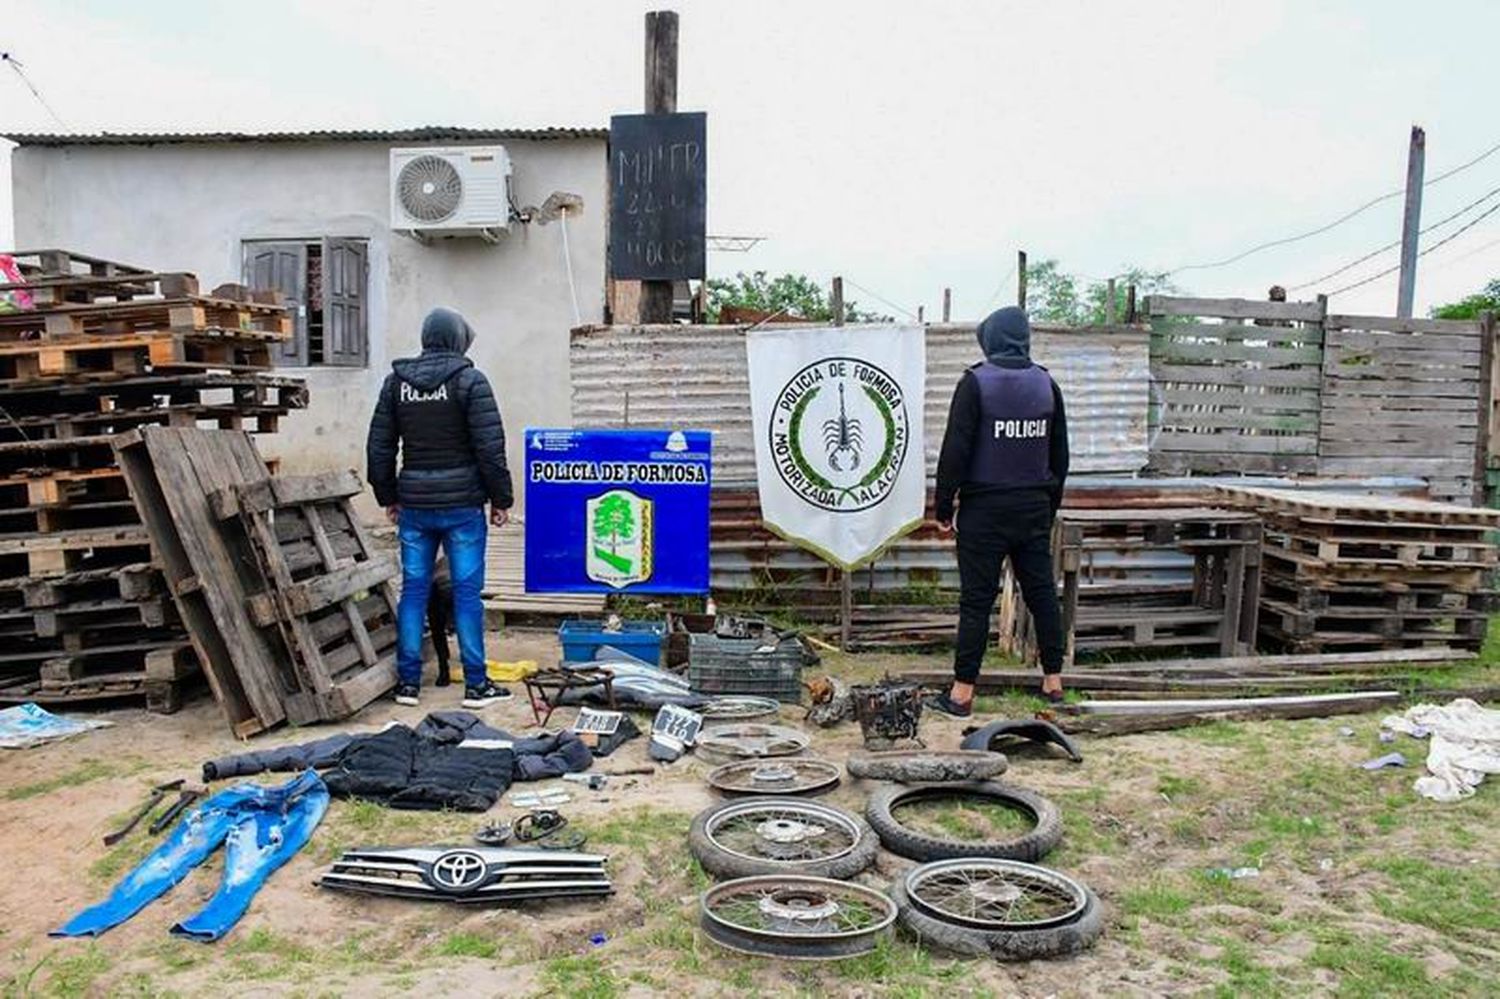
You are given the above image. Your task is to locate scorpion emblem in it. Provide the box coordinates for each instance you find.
[822,382,864,471]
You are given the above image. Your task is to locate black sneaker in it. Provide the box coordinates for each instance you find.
[928,692,973,719]
[462,681,512,709]
[394,683,421,707]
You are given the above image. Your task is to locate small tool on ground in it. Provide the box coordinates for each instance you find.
[149,785,205,835]
[103,778,184,846]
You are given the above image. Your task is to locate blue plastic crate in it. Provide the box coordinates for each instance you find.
[558,619,668,666]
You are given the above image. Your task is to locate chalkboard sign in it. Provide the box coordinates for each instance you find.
[609,112,707,281]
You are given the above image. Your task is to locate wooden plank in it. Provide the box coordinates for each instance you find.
[1150,364,1322,389]
[1074,690,1401,715]
[1155,433,1318,455]
[1155,322,1324,344]
[284,554,398,617]
[1155,342,1323,365]
[219,470,363,517]
[1326,314,1482,335]
[1158,387,1321,413]
[1146,296,1324,323]
[1156,410,1320,433]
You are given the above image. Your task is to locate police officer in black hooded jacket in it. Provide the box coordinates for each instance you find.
[930,306,1069,715]
[366,307,513,710]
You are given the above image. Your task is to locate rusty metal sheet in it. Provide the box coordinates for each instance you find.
[570,322,1150,487]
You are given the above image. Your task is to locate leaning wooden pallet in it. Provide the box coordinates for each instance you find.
[114,427,394,736]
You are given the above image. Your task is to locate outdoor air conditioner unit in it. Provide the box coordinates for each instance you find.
[390,146,512,243]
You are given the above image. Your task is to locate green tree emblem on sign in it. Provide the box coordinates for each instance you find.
[592,492,637,573]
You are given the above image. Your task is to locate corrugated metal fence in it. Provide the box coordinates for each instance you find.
[571,322,1151,487]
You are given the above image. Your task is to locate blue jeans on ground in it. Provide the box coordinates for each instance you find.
[53,771,328,942]
[397,505,488,688]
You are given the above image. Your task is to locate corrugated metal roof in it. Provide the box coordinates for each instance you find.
[2,126,607,146]
[570,322,1151,487]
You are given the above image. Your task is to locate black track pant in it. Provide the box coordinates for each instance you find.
[953,492,1064,681]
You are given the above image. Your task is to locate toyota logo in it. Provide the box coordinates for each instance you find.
[429,851,488,892]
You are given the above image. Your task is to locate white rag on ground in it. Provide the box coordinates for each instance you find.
[1380,699,1500,802]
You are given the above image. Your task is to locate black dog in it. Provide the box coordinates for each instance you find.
[430,559,456,686]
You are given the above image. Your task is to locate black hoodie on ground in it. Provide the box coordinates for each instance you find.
[934,307,1069,522]
[365,308,514,510]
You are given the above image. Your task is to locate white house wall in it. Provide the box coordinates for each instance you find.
[10,138,607,513]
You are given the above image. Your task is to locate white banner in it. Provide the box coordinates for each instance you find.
[747,324,927,570]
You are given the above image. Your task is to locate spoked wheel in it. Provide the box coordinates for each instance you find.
[700,696,782,722]
[708,759,841,797]
[891,860,1104,960]
[905,858,1087,929]
[701,875,897,960]
[689,798,878,879]
[697,723,810,762]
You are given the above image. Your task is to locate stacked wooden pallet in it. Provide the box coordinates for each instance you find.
[1002,508,1263,667]
[116,427,394,737]
[0,250,305,711]
[1216,486,1500,653]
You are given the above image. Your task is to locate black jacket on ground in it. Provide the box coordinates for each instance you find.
[935,307,1070,523]
[200,711,593,811]
[366,308,513,510]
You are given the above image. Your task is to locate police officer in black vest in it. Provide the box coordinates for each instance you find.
[930,306,1069,716]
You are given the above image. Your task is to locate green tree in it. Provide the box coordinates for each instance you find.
[705,271,887,323]
[1024,259,1180,325]
[592,494,635,555]
[1430,278,1500,319]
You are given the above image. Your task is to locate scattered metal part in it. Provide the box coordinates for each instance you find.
[850,680,924,748]
[515,810,569,842]
[508,789,572,808]
[707,758,841,797]
[148,786,203,835]
[904,859,1089,931]
[697,723,810,762]
[523,667,615,726]
[103,778,184,847]
[318,846,612,903]
[847,750,1009,784]
[700,875,897,960]
[562,773,608,791]
[700,696,781,722]
[474,822,513,847]
[960,718,1084,763]
[1360,752,1408,770]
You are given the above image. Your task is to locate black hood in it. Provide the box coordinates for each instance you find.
[392,308,475,390]
[977,306,1031,364]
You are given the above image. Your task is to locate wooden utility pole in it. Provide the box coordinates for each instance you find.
[1396,125,1426,319]
[832,276,854,651]
[942,287,952,322]
[1105,278,1118,324]
[1017,250,1028,310]
[639,10,679,323]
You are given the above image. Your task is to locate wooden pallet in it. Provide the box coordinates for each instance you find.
[0,639,196,713]
[0,498,141,535]
[0,467,129,508]
[1216,485,1500,527]
[33,594,176,637]
[1259,547,1489,591]
[0,294,291,340]
[0,371,308,412]
[212,468,398,722]
[115,427,392,736]
[0,331,276,382]
[17,562,158,607]
[0,271,199,308]
[0,525,152,576]
[5,249,151,281]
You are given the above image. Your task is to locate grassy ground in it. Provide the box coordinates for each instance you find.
[3,630,1498,997]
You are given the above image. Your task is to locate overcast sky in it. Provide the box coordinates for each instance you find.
[3,0,1498,318]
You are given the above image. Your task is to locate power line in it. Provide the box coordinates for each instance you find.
[981,261,1019,310]
[1325,199,1500,298]
[1288,182,1500,291]
[1167,133,1500,275]
[1,52,64,127]
[843,276,919,321]
[1443,233,1500,268]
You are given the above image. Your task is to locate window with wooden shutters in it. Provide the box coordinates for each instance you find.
[242,237,369,368]
[323,238,368,367]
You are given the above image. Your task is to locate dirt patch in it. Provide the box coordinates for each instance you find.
[2,633,1496,996]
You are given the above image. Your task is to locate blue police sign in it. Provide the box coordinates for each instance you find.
[525,428,711,594]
